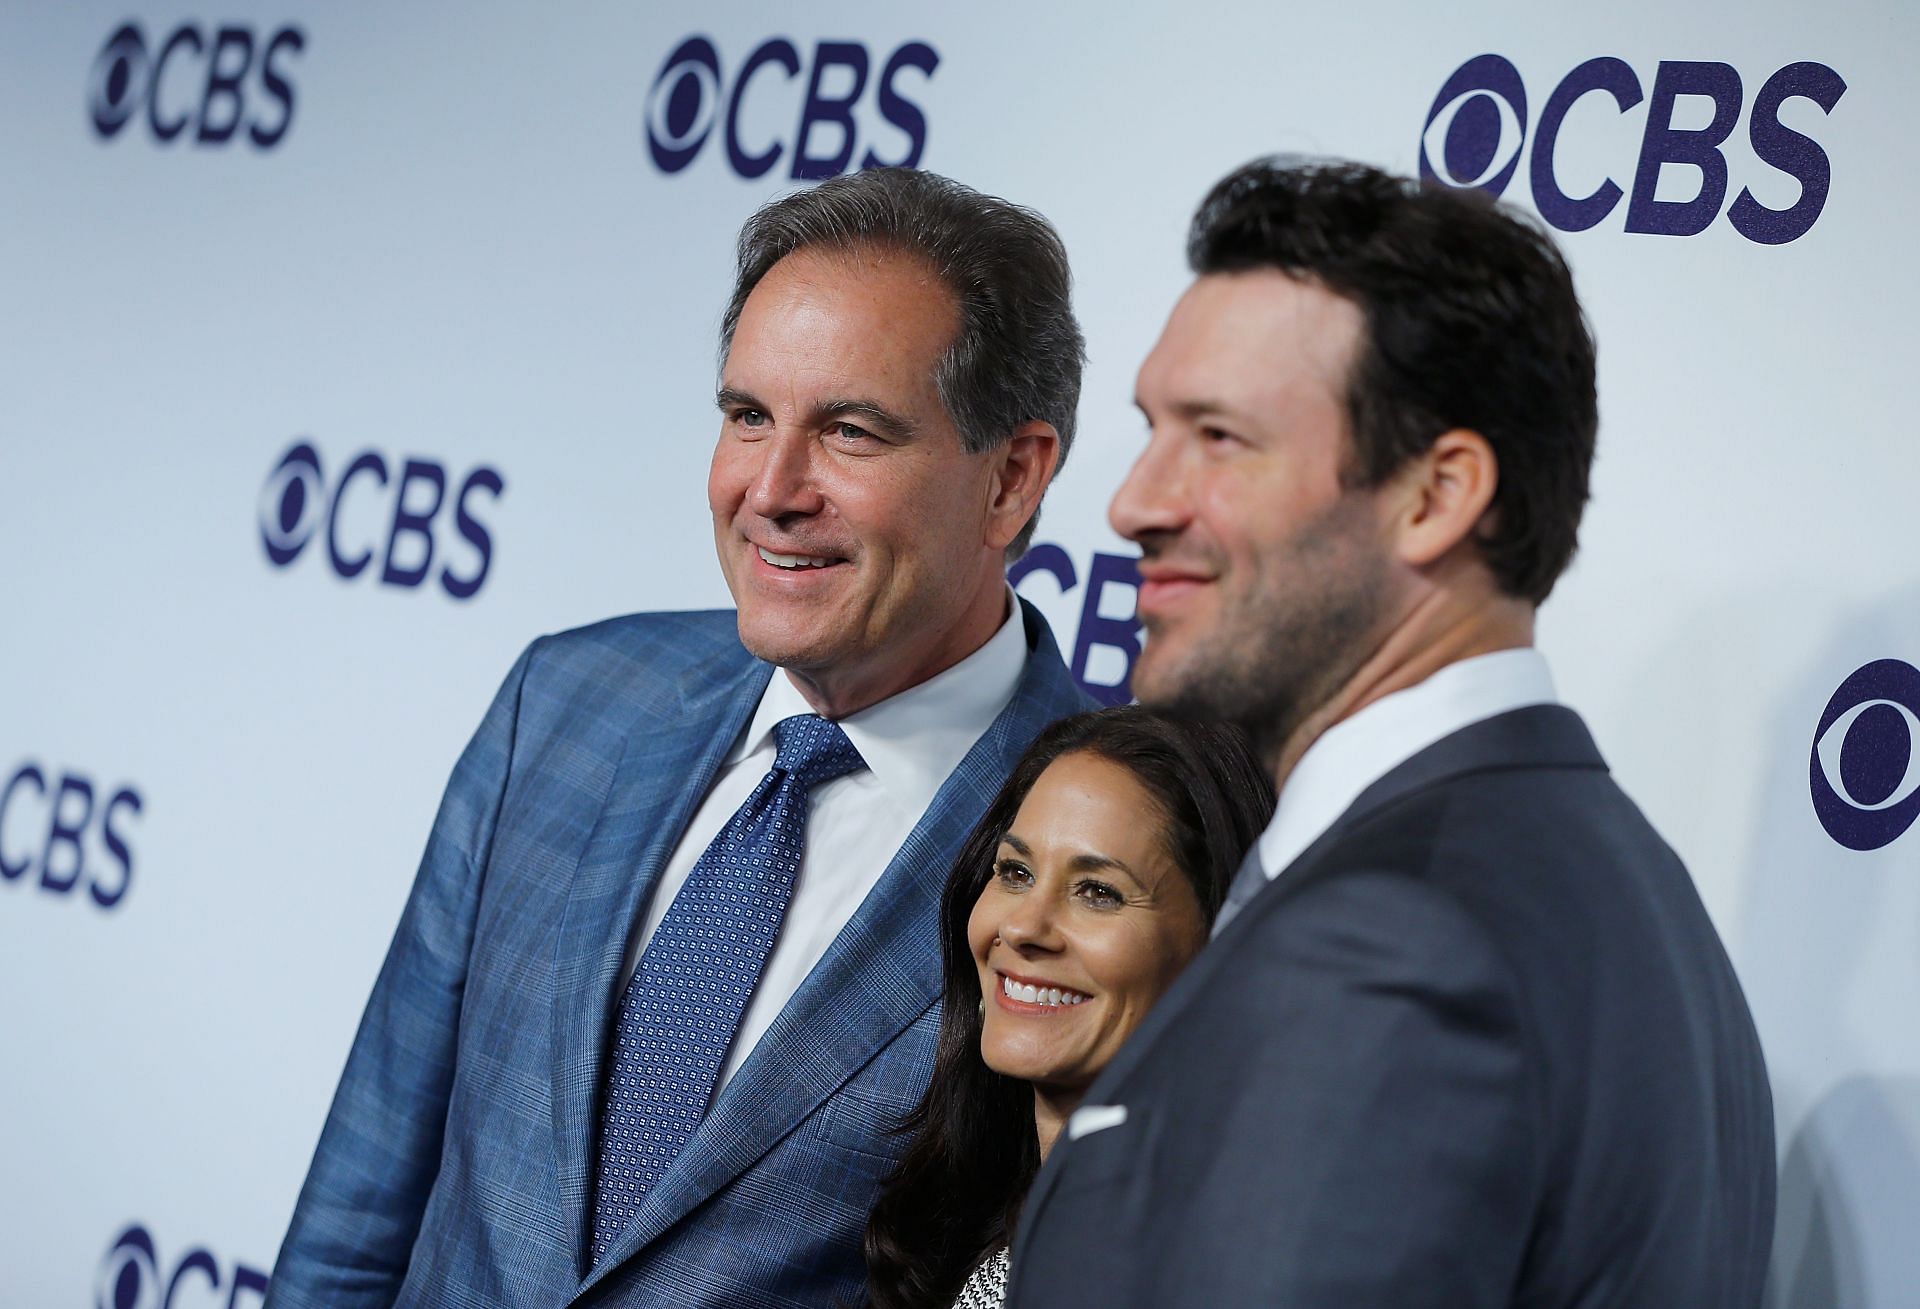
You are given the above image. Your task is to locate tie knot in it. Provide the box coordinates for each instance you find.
[771,714,866,791]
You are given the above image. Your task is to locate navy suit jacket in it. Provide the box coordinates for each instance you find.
[268,603,1090,1308]
[1009,706,1775,1308]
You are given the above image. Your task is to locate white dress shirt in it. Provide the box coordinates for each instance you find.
[620,594,1028,1091]
[1254,647,1560,883]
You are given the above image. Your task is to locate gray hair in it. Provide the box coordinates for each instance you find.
[719,168,1085,557]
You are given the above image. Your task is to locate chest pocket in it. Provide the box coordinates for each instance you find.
[1047,1104,1151,1198]
[812,1004,940,1161]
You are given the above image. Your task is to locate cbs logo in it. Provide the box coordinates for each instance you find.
[258,440,506,600]
[1420,53,1847,244]
[97,1223,267,1309]
[1,761,140,911]
[1810,659,1920,851]
[89,21,304,148]
[1011,544,1142,707]
[646,34,939,179]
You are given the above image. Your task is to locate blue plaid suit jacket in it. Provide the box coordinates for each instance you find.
[267,603,1090,1308]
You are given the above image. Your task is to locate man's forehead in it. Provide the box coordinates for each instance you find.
[752,242,951,314]
[1139,271,1362,415]
[724,244,960,380]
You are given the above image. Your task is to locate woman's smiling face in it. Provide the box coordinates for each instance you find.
[967,750,1210,1096]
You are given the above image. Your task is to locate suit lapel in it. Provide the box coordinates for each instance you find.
[580,762,991,1285]
[549,651,771,1275]
[579,602,1090,1291]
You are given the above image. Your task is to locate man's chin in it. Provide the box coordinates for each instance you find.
[734,613,841,672]
[1135,646,1258,721]
[736,629,815,671]
[1130,643,1207,712]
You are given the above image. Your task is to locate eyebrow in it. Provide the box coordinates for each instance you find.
[1134,395,1255,426]
[716,387,921,442]
[999,831,1139,880]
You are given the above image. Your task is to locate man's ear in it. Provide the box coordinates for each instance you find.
[1388,428,1499,569]
[983,421,1062,552]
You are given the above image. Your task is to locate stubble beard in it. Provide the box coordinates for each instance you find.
[1135,514,1389,769]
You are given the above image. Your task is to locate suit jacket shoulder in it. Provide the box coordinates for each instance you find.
[486,610,766,808]
[517,609,757,729]
[1011,705,1774,1309]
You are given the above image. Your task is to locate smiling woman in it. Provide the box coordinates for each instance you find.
[864,707,1274,1309]
[970,752,1211,1104]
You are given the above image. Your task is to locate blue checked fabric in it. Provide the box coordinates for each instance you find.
[588,712,866,1267]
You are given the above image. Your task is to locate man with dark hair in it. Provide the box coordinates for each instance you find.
[1010,159,1774,1307]
[268,168,1091,1309]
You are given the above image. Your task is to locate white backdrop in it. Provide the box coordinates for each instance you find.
[3,2,1915,1305]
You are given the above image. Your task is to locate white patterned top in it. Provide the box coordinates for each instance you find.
[951,1246,1011,1309]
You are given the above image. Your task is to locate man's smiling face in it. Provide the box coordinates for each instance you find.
[1113,269,1395,745]
[709,245,1009,712]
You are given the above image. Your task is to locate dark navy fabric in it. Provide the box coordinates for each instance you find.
[589,715,865,1264]
[266,604,1092,1309]
[1010,706,1776,1309]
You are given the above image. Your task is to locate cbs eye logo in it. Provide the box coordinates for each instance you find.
[645,34,939,179]
[1419,52,1846,244]
[88,21,304,148]
[258,439,507,600]
[1810,659,1920,851]
[259,441,325,567]
[96,1223,267,1309]
[97,1225,159,1309]
[1419,54,1529,196]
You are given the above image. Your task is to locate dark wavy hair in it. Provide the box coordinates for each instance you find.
[1188,157,1598,603]
[863,706,1274,1309]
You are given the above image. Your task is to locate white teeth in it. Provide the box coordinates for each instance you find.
[758,546,836,569]
[1001,976,1088,1007]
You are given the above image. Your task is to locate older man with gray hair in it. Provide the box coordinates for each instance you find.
[268,168,1092,1309]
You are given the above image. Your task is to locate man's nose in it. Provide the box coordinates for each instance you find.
[1109,431,1187,543]
[746,429,825,519]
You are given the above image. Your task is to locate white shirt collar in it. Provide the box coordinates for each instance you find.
[730,589,1028,807]
[1256,647,1558,881]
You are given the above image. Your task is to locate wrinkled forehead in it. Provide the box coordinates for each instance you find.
[721,244,960,385]
[734,241,956,340]
[722,244,963,403]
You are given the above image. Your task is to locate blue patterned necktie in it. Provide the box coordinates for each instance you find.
[588,712,866,1267]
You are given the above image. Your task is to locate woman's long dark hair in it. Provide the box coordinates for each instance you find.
[863,705,1274,1309]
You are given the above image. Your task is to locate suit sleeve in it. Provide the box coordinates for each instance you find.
[265,643,537,1309]
[1012,868,1543,1309]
